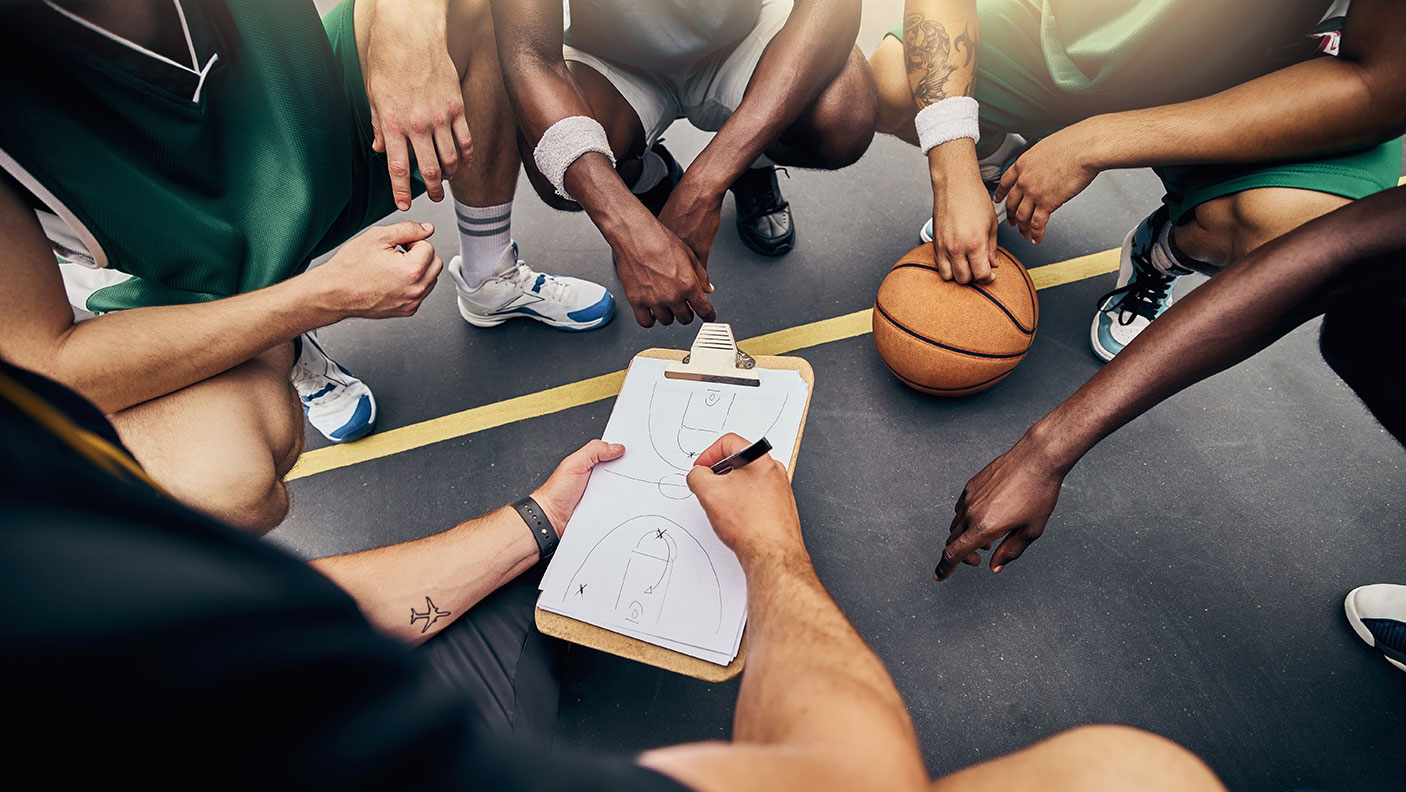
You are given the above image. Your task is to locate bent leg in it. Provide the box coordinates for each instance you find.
[110,344,303,535]
[444,0,520,207]
[1174,187,1354,272]
[931,725,1225,792]
[416,565,563,744]
[515,59,652,212]
[762,46,877,170]
[870,34,920,146]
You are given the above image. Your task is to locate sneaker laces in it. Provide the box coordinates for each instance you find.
[1097,272,1176,326]
[501,260,572,303]
[734,166,790,221]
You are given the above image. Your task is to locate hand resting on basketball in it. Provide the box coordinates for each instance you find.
[929,140,999,285]
[687,433,807,569]
[936,435,1064,581]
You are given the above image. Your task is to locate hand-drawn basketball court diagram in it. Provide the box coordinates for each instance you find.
[647,382,791,472]
[563,514,723,634]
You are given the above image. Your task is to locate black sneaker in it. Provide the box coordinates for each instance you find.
[729,165,795,257]
[636,142,684,218]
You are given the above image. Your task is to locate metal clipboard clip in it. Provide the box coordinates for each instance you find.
[663,323,760,387]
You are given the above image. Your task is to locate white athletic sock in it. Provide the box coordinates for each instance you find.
[630,149,668,195]
[455,200,513,289]
[1149,219,1194,277]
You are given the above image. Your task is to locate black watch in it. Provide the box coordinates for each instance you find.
[513,496,558,561]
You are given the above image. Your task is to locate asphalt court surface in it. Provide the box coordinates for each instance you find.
[282,3,1406,789]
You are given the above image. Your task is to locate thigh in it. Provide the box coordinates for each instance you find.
[680,0,791,133]
[1158,137,1404,227]
[416,566,563,745]
[109,344,303,534]
[563,46,676,149]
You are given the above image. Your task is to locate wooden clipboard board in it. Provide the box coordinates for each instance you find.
[535,324,814,682]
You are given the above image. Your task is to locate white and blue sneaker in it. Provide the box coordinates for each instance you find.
[1089,206,1191,363]
[449,243,615,332]
[1345,584,1406,672]
[920,133,1031,243]
[290,330,377,444]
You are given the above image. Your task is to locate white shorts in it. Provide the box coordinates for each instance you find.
[562,0,792,146]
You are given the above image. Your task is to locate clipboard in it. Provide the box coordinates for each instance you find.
[535,323,814,682]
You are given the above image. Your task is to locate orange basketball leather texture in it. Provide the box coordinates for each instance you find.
[872,245,1039,396]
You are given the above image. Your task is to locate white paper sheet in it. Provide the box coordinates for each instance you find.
[539,357,808,664]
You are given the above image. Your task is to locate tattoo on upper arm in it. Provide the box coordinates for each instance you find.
[904,15,977,106]
[410,596,451,634]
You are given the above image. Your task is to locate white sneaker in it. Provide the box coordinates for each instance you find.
[448,242,615,332]
[1345,584,1406,672]
[1089,206,1188,363]
[290,331,377,443]
[919,133,1031,243]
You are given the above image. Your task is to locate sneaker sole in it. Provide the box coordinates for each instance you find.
[457,297,614,332]
[1345,587,1406,672]
[739,231,794,257]
[308,392,377,444]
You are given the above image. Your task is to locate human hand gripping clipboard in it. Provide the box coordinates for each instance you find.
[534,323,814,682]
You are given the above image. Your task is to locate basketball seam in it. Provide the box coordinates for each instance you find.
[890,263,1035,336]
[888,365,1014,393]
[874,304,1027,360]
[1017,258,1038,325]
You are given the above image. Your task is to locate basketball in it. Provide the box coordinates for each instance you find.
[872,245,1039,396]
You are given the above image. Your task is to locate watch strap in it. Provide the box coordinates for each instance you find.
[513,496,558,561]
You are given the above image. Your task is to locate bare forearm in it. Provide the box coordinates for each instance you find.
[687,0,862,194]
[1084,58,1405,172]
[901,0,982,190]
[497,42,648,235]
[1029,187,1406,471]
[311,506,538,645]
[735,551,922,778]
[49,275,339,413]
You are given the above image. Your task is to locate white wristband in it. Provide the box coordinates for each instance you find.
[915,96,980,155]
[533,116,616,203]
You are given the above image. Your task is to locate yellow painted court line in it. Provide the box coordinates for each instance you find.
[285,246,1117,481]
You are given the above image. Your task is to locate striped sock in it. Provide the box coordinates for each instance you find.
[455,200,513,289]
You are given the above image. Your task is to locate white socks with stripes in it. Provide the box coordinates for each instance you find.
[455,200,514,290]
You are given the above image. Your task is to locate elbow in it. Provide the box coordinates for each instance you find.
[1346,60,1406,141]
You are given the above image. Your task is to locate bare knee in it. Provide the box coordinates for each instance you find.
[870,35,918,140]
[1178,188,1352,264]
[777,49,877,169]
[935,724,1223,792]
[448,0,496,67]
[199,473,291,535]
[1038,725,1224,792]
[518,141,587,212]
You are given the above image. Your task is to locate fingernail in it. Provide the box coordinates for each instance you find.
[610,443,624,453]
[398,202,409,211]
[992,565,1004,573]
[421,222,433,232]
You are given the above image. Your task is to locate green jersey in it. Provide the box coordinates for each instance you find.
[0,0,388,312]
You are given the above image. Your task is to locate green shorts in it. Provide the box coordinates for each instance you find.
[314,0,425,258]
[885,6,1402,224]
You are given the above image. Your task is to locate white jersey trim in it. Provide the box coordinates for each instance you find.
[42,0,218,102]
[0,146,107,270]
